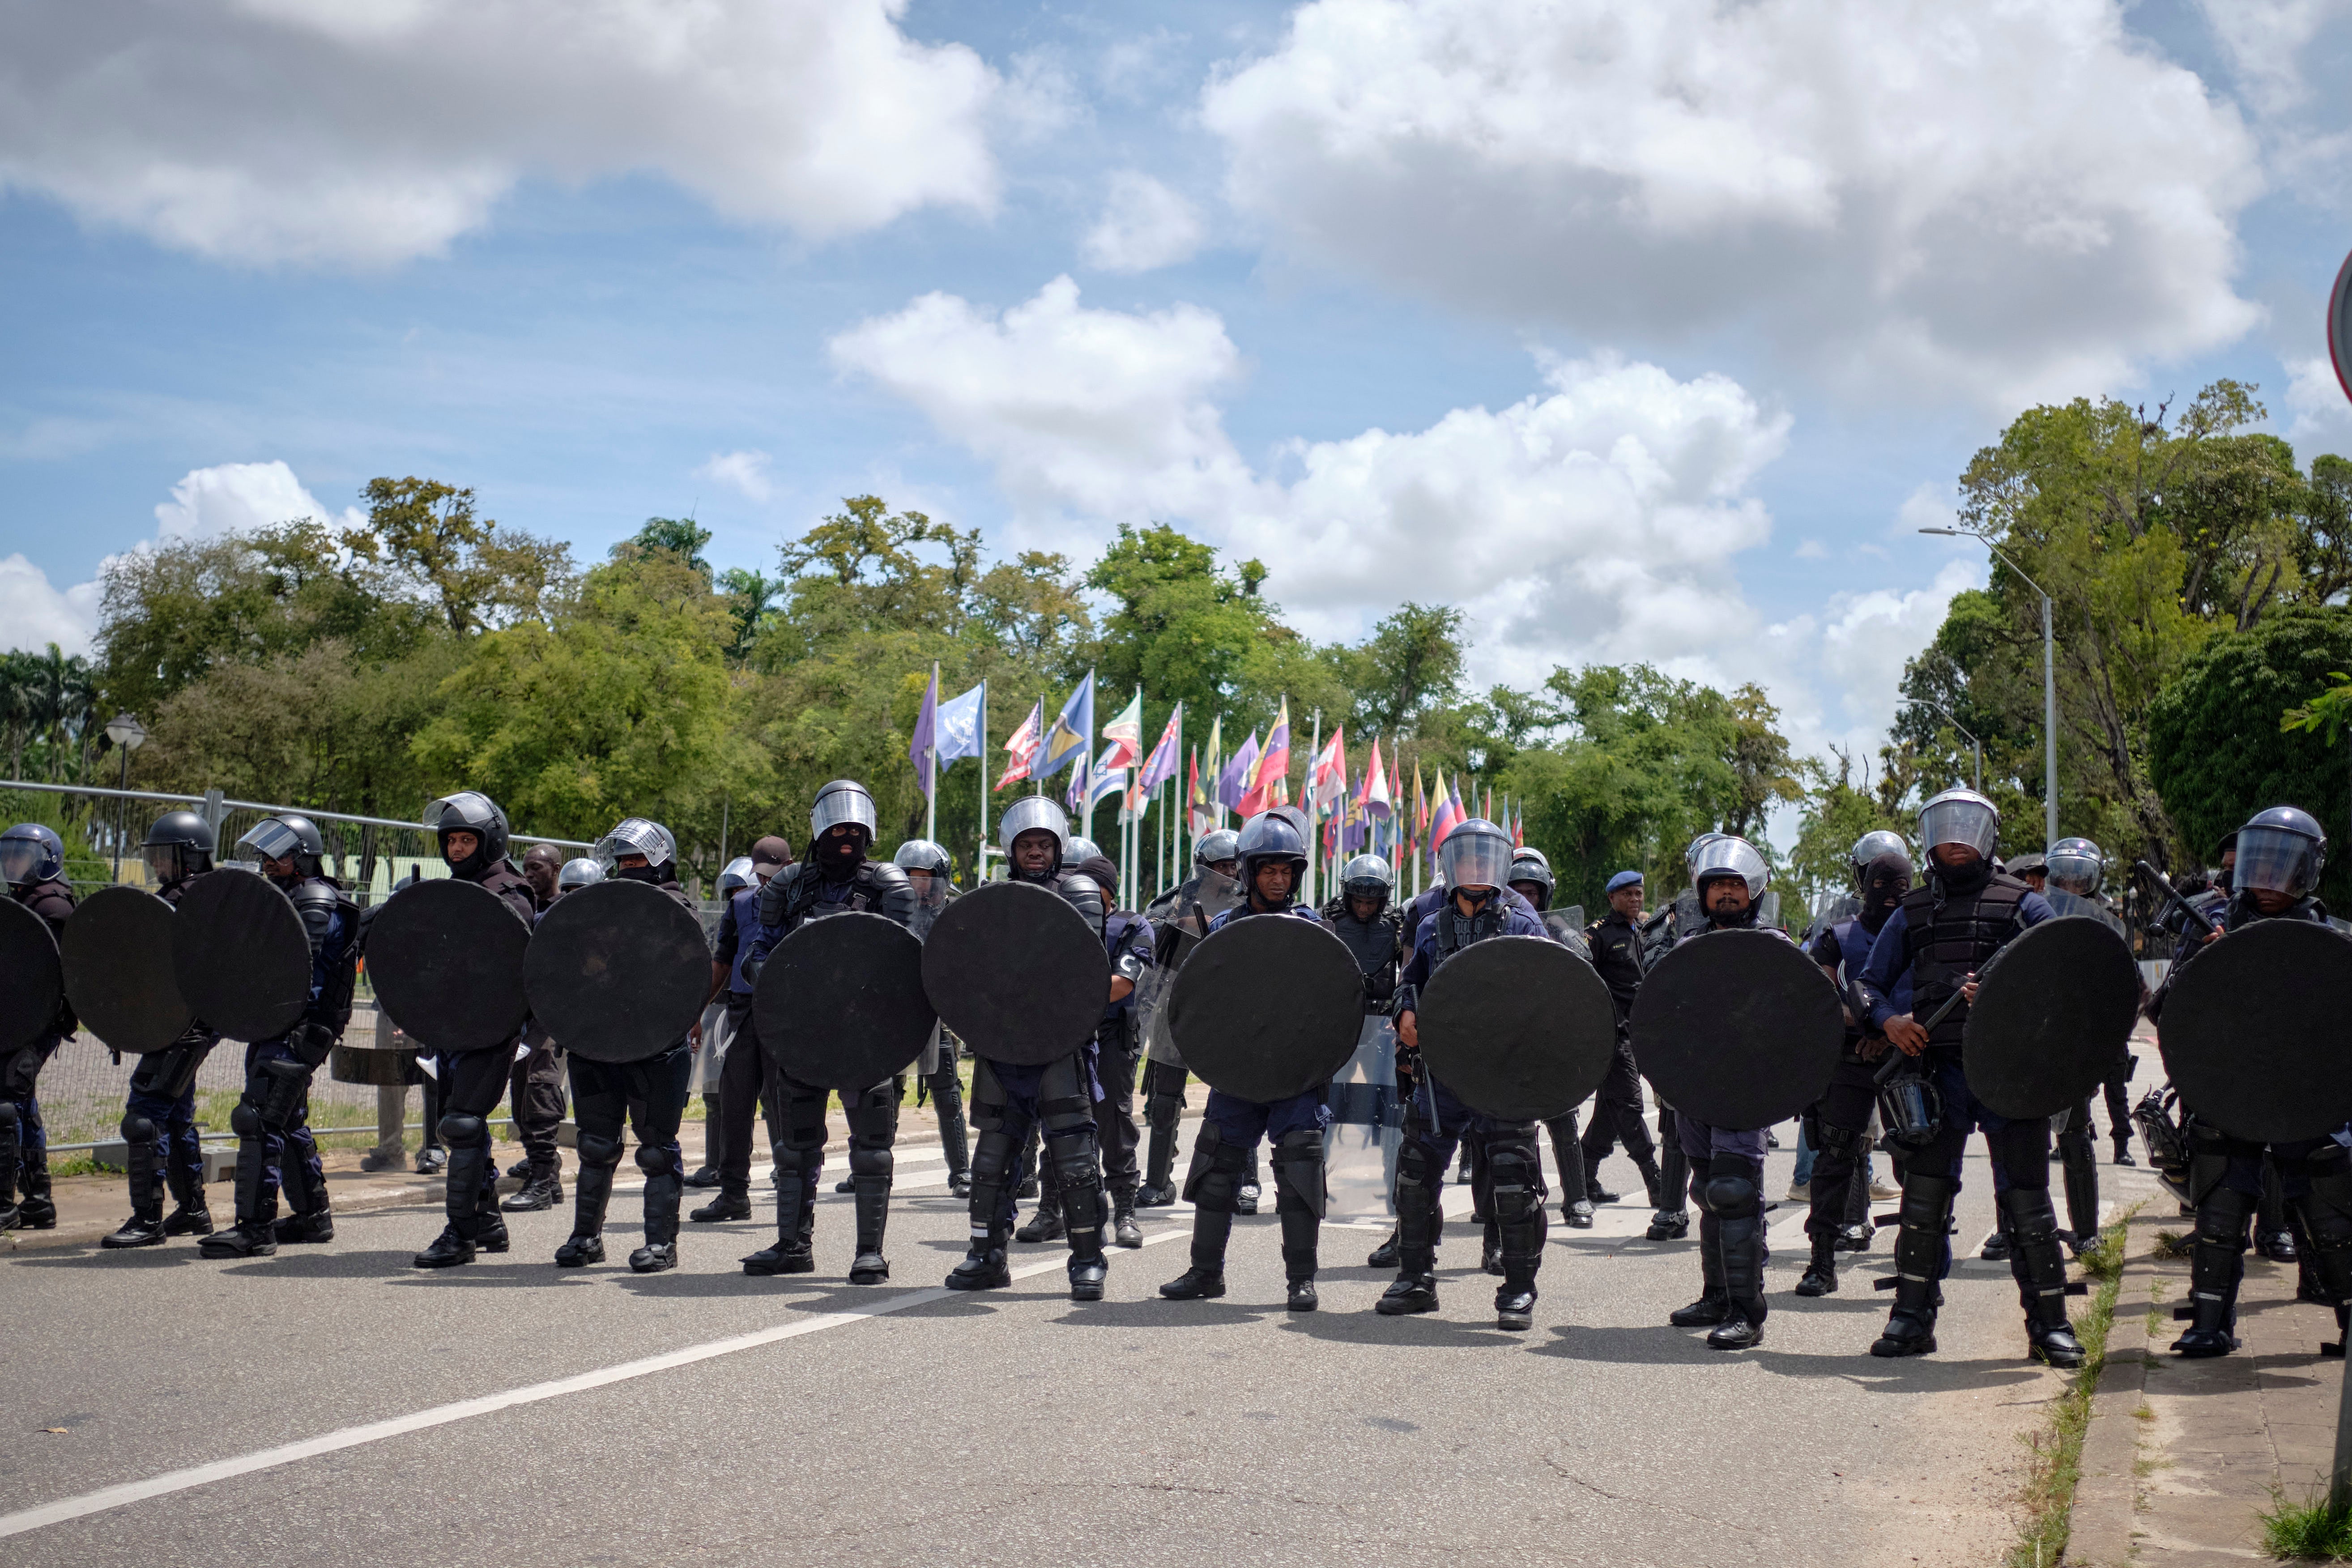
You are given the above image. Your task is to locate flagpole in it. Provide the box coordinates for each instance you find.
[925,661,940,847]
[1304,707,1321,907]
[977,680,989,882]
[1034,694,1044,797]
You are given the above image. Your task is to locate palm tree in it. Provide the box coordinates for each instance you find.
[0,652,30,780]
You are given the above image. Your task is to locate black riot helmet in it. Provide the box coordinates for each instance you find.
[1194,828,1239,874]
[1338,852,1394,912]
[141,809,215,885]
[593,817,678,884]
[2045,837,2105,898]
[810,780,878,854]
[1849,830,1909,886]
[1236,811,1308,907]
[0,822,64,889]
[237,814,326,881]
[424,792,511,878]
[1507,850,1555,911]
[2234,805,2327,901]
[1857,845,1913,929]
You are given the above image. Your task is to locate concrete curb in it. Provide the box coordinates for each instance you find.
[2070,1213,2160,1567]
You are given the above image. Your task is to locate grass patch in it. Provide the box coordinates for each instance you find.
[2006,1205,2139,1568]
[2259,1486,2352,1560]
[2154,1228,2193,1258]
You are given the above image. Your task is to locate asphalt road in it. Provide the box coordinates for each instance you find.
[0,1114,2145,1568]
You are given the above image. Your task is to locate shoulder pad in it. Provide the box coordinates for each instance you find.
[1058,871,1107,928]
[757,866,797,927]
[861,860,919,928]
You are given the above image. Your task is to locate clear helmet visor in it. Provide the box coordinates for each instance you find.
[716,856,757,896]
[1338,853,1393,895]
[0,839,44,882]
[1693,837,1770,899]
[2044,842,2104,896]
[557,857,604,891]
[810,782,878,841]
[1439,822,1513,891]
[423,792,500,832]
[236,819,305,863]
[593,818,676,872]
[2234,825,2321,898]
[997,796,1069,858]
[1918,796,1998,858]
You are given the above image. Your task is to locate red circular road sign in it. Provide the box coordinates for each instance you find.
[2332,246,2352,405]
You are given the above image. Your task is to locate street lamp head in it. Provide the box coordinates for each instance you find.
[105,713,146,750]
[1917,527,1960,537]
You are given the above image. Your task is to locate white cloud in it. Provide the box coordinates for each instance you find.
[1081,172,1205,273]
[0,0,999,267]
[834,275,1974,788]
[0,554,103,656]
[2287,354,2352,451]
[696,449,774,503]
[2,460,355,658]
[1794,539,1827,559]
[1201,0,2264,407]
[153,459,358,538]
[1895,480,1959,537]
[2196,0,2338,115]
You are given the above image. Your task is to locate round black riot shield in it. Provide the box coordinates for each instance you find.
[60,886,189,1055]
[524,878,710,1064]
[1963,914,2142,1119]
[0,895,63,1053]
[756,912,937,1092]
[1416,936,1617,1122]
[366,877,532,1054]
[1167,915,1363,1103]
[171,867,311,1043]
[2160,918,2352,1143]
[921,879,1109,1067]
[1630,929,1843,1130]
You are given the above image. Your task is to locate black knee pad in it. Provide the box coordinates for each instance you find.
[968,1128,1014,1184]
[440,1113,488,1149]
[1271,1128,1326,1219]
[1703,1155,1760,1217]
[967,1061,1010,1133]
[848,1145,892,1181]
[635,1143,675,1179]
[577,1131,625,1170]
[1182,1123,1252,1212]
[120,1112,156,1146]
[1685,1154,1713,1208]
[229,1100,263,1140]
[1487,1145,1543,1223]
[772,1142,822,1180]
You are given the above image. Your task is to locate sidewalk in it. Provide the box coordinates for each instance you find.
[2073,1207,2347,1564]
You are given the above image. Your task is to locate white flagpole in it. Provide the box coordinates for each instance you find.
[924,660,939,846]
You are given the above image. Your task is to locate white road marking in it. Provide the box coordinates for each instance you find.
[0,1226,1194,1540]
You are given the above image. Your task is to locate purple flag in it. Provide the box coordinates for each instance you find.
[909,665,939,800]
[1216,729,1259,810]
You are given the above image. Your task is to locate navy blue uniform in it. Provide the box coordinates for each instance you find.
[239,878,356,1224]
[1,875,74,1229]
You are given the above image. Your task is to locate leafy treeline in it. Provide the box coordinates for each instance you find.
[92,481,1798,902]
[1819,379,2352,910]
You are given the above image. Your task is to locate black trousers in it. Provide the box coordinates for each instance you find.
[1577,1034,1657,1175]
[440,1044,517,1215]
[509,1028,567,1168]
[1802,1054,1879,1244]
[1094,1033,1142,1196]
[716,992,780,1195]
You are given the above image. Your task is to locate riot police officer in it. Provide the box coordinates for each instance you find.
[693,836,791,1216]
[502,843,577,1213]
[734,784,917,1282]
[1578,871,1669,1229]
[1793,831,1911,1297]
[1659,836,1781,1350]
[411,792,539,1269]
[547,817,701,1274]
[1387,819,1553,1330]
[1506,848,1597,1230]
[894,838,972,1198]
[2152,806,2352,1357]
[2041,837,2134,1253]
[1853,788,2081,1367]
[1161,814,1333,1310]
[103,810,222,1247]
[1,823,74,1231]
[1134,828,1244,1206]
[201,815,358,1258]
[945,797,1133,1301]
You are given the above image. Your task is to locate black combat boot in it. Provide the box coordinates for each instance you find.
[1670,1209,1730,1326]
[1707,1155,1768,1350]
[1376,1257,1440,1316]
[274,1160,334,1244]
[1979,1203,2014,1262]
[1367,1228,1400,1269]
[2171,1187,2249,1358]
[629,1147,682,1273]
[691,1185,753,1223]
[1161,1208,1231,1300]
[1016,1169,1065,1243]
[200,1219,278,1258]
[2003,1189,2085,1368]
[103,1212,166,1248]
[946,1223,1013,1290]
[503,1161,563,1213]
[1871,1173,1954,1358]
[1111,1184,1144,1248]
[413,1226,476,1268]
[1794,1230,1839,1297]
[557,1143,618,1268]
[849,1159,892,1284]
[162,1167,214,1237]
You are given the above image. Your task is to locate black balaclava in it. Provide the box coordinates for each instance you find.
[818,824,867,884]
[615,858,671,886]
[1932,846,1991,895]
[1860,853,1913,933]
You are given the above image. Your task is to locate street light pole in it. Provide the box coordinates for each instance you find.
[103,712,146,881]
[1921,528,2058,848]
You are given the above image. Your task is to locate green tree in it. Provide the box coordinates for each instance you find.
[623,517,714,582]
[344,477,572,635]
[2147,604,2352,906]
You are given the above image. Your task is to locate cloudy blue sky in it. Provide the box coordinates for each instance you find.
[4,0,2350,779]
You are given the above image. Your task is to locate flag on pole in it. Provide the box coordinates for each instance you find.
[1308,724,1346,808]
[1238,699,1291,816]
[1217,729,1259,810]
[908,664,940,800]
[936,681,985,763]
[1138,705,1182,793]
[1101,686,1143,770]
[1038,672,1095,780]
[1430,773,1464,853]
[1361,737,1392,820]
[1187,746,1209,835]
[1087,745,1127,812]
[996,700,1043,790]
